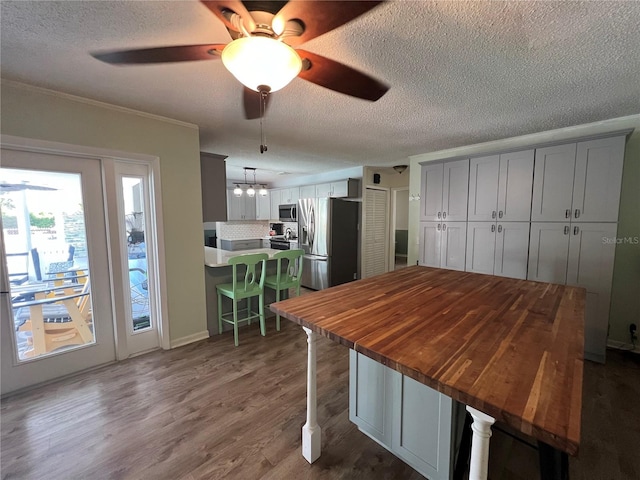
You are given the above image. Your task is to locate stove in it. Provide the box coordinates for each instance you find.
[270,236,290,250]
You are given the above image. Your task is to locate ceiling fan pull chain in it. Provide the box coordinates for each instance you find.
[259,89,268,154]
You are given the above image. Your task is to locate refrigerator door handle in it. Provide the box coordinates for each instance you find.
[304,254,328,261]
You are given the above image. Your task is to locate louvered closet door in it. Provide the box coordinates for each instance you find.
[363,188,389,278]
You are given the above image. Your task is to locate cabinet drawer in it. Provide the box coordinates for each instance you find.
[219,239,261,251]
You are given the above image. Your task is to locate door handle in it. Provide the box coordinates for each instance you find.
[491,224,495,233]
[498,211,503,218]
[442,212,447,219]
[437,223,441,231]
[442,223,447,231]
[437,211,441,219]
[573,226,580,235]
[564,225,569,235]
[574,209,580,219]
[565,209,571,219]
[497,225,502,233]
[492,211,496,219]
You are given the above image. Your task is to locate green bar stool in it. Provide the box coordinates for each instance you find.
[216,253,269,346]
[265,249,304,331]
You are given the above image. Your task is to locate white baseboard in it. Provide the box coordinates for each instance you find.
[607,339,639,353]
[170,330,210,349]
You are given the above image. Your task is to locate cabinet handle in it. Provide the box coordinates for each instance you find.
[564,225,569,235]
[491,224,495,233]
[442,223,447,231]
[498,211,503,218]
[498,225,503,233]
[574,209,580,219]
[443,212,447,219]
[565,209,571,219]
[437,211,441,219]
[492,211,496,219]
[574,226,580,235]
[437,223,441,231]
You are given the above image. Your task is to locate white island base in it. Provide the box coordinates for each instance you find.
[299,327,498,480]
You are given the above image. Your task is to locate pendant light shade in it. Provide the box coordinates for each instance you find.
[221,37,302,92]
[233,184,243,197]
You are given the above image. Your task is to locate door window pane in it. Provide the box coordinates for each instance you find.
[123,176,151,332]
[1,168,94,361]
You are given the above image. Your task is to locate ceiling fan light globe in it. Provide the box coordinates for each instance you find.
[221,36,302,92]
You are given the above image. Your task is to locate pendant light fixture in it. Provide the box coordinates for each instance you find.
[233,168,268,197]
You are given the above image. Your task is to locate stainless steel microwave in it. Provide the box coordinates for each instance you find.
[279,203,297,222]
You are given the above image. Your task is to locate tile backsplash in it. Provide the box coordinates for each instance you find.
[215,221,298,240]
[216,221,269,240]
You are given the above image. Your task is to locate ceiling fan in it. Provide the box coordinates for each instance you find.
[91,1,390,121]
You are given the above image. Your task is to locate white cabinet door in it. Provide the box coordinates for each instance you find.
[442,159,469,221]
[420,163,444,221]
[468,155,500,221]
[270,189,281,219]
[349,350,394,448]
[465,222,496,275]
[572,136,625,222]
[330,181,346,197]
[350,350,457,480]
[244,195,256,220]
[316,182,332,198]
[494,222,530,280]
[300,184,316,199]
[281,187,300,204]
[527,222,570,283]
[227,190,243,220]
[567,223,617,362]
[418,222,442,268]
[255,193,270,220]
[391,375,454,480]
[531,143,577,222]
[498,150,534,221]
[441,222,467,271]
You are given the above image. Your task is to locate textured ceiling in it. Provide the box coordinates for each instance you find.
[1,1,639,183]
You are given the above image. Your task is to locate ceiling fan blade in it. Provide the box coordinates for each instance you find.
[200,1,256,33]
[243,88,270,119]
[296,50,389,101]
[274,1,384,46]
[91,44,226,65]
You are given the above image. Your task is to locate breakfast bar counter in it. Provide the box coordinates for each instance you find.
[271,266,586,479]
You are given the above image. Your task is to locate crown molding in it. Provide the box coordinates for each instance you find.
[1,78,199,130]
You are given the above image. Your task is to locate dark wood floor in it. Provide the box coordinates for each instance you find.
[2,318,639,480]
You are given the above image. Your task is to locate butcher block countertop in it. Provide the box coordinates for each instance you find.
[271,266,586,455]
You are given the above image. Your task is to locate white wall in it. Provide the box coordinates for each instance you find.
[395,190,409,230]
[0,80,207,344]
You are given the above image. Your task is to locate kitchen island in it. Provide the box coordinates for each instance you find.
[271,266,585,480]
[204,246,283,336]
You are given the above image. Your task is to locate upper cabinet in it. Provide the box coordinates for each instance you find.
[315,179,360,198]
[255,193,271,220]
[300,185,316,199]
[532,136,625,222]
[420,159,469,222]
[468,150,534,222]
[226,190,256,221]
[200,152,228,222]
[280,187,300,205]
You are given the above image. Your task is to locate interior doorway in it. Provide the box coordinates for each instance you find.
[389,187,410,270]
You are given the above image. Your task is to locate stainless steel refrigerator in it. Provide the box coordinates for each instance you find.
[298,197,359,290]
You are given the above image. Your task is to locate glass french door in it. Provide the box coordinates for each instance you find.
[112,161,159,355]
[0,148,115,394]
